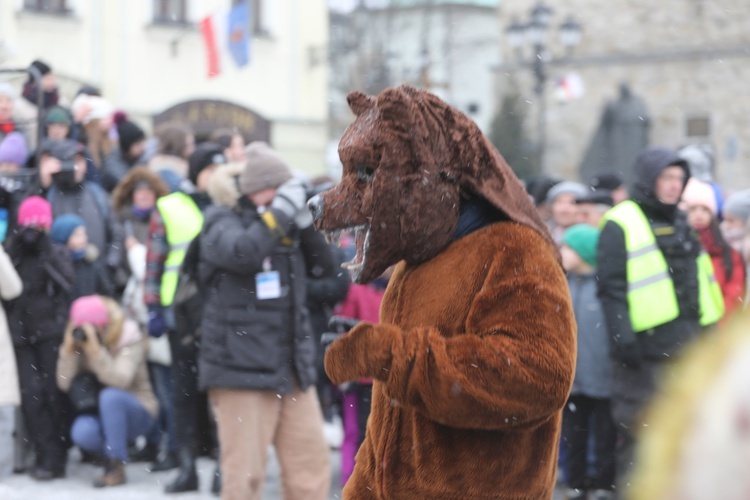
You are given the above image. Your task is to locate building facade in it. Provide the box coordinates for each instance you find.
[497,0,750,189]
[0,0,329,174]
[329,0,500,138]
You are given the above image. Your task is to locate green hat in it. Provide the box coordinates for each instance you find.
[563,224,600,267]
[45,106,71,126]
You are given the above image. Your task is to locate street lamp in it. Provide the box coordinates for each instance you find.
[505,3,582,174]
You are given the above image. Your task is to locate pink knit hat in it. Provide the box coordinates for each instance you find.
[70,295,109,327]
[682,179,718,217]
[17,196,53,229]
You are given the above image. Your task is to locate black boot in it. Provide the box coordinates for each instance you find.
[129,443,159,463]
[211,465,221,496]
[164,447,198,494]
[150,450,179,472]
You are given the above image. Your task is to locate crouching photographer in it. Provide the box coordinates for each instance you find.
[56,295,158,488]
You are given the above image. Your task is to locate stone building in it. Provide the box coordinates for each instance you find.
[329,0,500,137]
[0,0,329,174]
[497,0,750,189]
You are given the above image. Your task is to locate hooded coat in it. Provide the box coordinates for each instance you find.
[597,148,702,362]
[111,166,170,245]
[314,85,576,499]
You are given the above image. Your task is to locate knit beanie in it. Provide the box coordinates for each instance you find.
[679,144,714,183]
[17,196,52,229]
[240,141,293,195]
[45,105,72,126]
[681,179,718,217]
[71,94,113,125]
[563,224,600,267]
[546,181,588,205]
[723,189,750,223]
[188,142,226,185]
[0,132,29,166]
[0,82,15,99]
[30,60,52,77]
[590,173,624,191]
[113,111,146,155]
[50,213,85,245]
[70,295,109,328]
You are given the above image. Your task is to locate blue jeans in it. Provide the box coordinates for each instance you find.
[147,362,177,452]
[71,388,155,462]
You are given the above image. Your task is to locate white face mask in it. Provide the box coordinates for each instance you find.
[721,226,745,251]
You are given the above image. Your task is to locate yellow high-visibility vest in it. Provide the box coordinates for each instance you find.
[157,192,203,307]
[602,200,724,332]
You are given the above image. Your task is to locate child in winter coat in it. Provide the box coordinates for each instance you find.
[682,179,745,318]
[50,213,114,301]
[560,224,616,500]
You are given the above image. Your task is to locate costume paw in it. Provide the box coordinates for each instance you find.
[324,322,395,384]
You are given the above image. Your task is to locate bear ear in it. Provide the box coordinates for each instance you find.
[347,91,375,116]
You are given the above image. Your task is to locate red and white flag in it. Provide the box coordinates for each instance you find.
[201,8,237,79]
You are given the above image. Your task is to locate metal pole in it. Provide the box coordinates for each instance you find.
[533,43,546,174]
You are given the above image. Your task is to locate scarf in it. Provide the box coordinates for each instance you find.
[452,195,504,241]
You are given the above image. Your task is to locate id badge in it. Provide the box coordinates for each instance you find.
[256,271,281,300]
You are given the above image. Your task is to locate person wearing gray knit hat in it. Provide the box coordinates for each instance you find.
[721,189,750,252]
[240,141,312,230]
[239,141,293,196]
[546,181,588,245]
[546,181,588,205]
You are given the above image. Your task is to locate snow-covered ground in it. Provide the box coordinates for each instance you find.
[0,447,568,499]
[0,448,343,500]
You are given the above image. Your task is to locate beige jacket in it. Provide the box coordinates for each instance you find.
[57,306,158,418]
[0,246,22,406]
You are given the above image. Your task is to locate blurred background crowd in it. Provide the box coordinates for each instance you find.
[0,1,749,499]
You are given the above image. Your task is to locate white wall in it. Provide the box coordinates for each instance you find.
[0,0,330,175]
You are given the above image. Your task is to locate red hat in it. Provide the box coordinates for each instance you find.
[17,196,52,229]
[70,295,109,327]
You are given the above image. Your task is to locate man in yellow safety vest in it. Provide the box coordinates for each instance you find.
[596,147,724,499]
[143,142,224,479]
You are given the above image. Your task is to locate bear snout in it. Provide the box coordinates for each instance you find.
[307,195,324,222]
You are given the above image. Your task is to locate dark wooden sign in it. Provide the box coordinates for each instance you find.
[153,99,271,143]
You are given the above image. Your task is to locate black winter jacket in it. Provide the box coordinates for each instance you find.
[597,148,703,363]
[71,246,115,300]
[197,199,336,394]
[6,228,74,347]
[306,244,350,341]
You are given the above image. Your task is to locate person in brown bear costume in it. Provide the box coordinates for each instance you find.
[307,85,576,499]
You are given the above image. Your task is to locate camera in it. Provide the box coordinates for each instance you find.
[320,316,361,348]
[72,327,87,342]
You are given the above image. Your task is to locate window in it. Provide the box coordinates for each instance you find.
[233,0,269,36]
[23,0,70,14]
[153,0,188,25]
[686,116,710,138]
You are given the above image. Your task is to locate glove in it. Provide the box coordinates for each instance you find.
[324,322,398,385]
[611,340,642,369]
[147,306,167,338]
[271,179,313,229]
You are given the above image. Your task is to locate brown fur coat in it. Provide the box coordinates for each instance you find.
[313,85,576,498]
